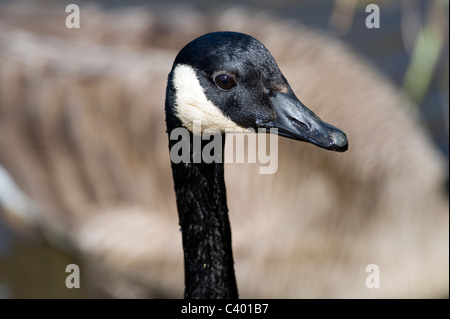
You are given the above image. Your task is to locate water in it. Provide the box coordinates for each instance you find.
[0,217,90,298]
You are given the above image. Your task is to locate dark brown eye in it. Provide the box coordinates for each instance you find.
[214,74,236,91]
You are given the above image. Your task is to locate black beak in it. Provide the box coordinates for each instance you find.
[261,92,348,152]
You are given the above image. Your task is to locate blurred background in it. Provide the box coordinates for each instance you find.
[0,0,448,298]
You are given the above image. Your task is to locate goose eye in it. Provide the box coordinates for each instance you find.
[214,74,236,91]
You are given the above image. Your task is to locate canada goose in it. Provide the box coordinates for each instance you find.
[165,31,348,298]
[0,4,447,298]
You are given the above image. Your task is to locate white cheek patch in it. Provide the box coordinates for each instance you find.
[172,64,250,133]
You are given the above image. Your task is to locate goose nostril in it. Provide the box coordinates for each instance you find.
[289,117,310,131]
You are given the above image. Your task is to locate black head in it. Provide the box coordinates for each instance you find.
[166,31,348,152]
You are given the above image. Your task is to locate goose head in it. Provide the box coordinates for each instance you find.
[166,31,348,152]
